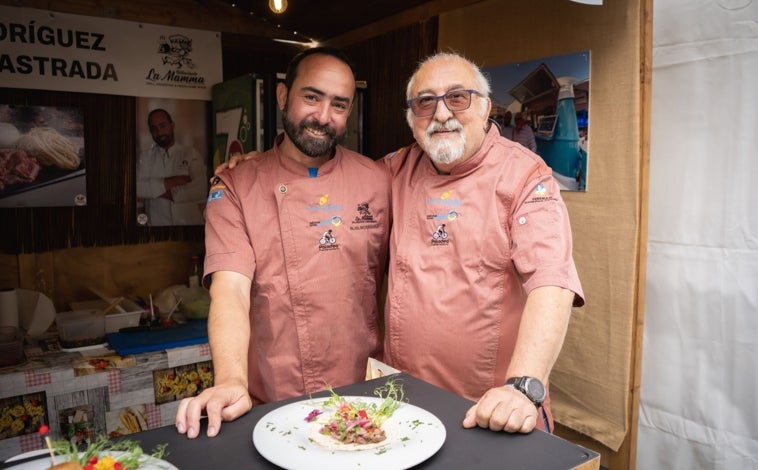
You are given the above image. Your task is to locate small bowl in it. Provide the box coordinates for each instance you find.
[55,310,106,349]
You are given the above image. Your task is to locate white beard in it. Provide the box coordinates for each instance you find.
[423,120,466,165]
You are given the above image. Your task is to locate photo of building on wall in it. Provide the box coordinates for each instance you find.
[485,50,590,191]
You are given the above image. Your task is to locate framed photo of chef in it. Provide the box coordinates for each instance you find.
[0,104,87,207]
[135,97,210,227]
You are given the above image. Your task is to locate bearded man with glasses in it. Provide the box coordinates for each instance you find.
[381,52,584,436]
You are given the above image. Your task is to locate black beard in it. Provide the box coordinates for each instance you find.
[154,135,172,148]
[282,107,344,158]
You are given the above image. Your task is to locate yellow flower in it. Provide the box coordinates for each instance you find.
[93,455,117,470]
[10,405,25,417]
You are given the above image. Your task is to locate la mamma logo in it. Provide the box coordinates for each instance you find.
[144,34,207,88]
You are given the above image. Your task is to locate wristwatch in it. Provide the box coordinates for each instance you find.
[505,376,546,408]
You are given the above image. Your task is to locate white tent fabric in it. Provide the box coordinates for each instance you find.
[638,0,758,468]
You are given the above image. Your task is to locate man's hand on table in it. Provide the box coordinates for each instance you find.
[462,385,539,433]
[176,382,252,438]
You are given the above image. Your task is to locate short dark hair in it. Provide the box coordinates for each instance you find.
[283,47,356,91]
[148,108,172,125]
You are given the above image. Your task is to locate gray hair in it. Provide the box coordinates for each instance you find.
[405,52,491,126]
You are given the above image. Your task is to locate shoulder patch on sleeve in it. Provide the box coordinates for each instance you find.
[208,182,226,202]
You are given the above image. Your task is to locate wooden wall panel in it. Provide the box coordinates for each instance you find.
[345,19,438,159]
[17,241,204,311]
[438,1,651,468]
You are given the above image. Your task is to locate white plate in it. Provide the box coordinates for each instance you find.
[4,450,177,469]
[253,396,446,470]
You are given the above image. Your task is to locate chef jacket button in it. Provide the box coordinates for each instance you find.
[278,184,287,194]
[519,216,526,225]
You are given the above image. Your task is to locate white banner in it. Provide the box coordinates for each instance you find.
[0,6,222,100]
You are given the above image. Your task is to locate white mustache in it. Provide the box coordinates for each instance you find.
[427,119,463,135]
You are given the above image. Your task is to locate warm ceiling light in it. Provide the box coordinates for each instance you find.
[269,0,288,14]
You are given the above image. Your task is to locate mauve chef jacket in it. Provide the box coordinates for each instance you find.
[382,126,584,418]
[203,136,390,404]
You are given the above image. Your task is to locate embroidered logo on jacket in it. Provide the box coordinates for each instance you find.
[318,229,339,251]
[207,181,226,203]
[350,201,381,230]
[525,183,558,204]
[426,189,462,245]
[307,193,343,212]
[431,223,449,245]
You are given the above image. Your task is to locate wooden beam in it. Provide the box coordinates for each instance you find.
[0,0,301,40]
[2,0,487,48]
[624,0,654,468]
[326,0,487,47]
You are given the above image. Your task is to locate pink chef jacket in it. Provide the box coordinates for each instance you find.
[382,126,584,425]
[204,135,390,404]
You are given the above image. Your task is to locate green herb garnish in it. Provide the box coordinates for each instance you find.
[50,435,168,469]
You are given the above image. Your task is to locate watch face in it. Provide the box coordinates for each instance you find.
[526,378,546,402]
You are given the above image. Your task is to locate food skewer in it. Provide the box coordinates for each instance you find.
[148,293,155,324]
[96,296,124,317]
[38,424,56,466]
[162,297,182,325]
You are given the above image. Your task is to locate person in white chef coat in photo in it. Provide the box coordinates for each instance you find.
[136,108,208,226]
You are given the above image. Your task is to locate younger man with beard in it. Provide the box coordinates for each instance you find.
[382,52,584,435]
[175,47,390,439]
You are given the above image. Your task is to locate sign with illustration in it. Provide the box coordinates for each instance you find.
[0,104,86,207]
[58,404,97,446]
[0,392,48,441]
[152,361,213,404]
[0,5,222,100]
[485,50,590,191]
[211,74,257,170]
[135,97,210,226]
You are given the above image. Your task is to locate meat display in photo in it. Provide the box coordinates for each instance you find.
[0,148,41,191]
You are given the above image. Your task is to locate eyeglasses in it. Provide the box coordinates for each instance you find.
[407,89,484,117]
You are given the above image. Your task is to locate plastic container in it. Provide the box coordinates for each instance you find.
[69,298,144,333]
[55,310,106,349]
[0,326,24,366]
[176,285,210,319]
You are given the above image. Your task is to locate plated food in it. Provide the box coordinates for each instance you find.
[252,379,447,470]
[5,448,174,470]
[304,381,404,451]
[19,429,170,470]
[308,418,400,451]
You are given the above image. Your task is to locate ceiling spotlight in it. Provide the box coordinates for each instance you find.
[269,0,288,14]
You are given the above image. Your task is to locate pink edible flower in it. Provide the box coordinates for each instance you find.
[305,409,323,422]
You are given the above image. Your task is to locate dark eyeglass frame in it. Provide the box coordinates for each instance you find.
[407,89,484,117]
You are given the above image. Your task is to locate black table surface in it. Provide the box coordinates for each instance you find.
[134,373,599,469]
